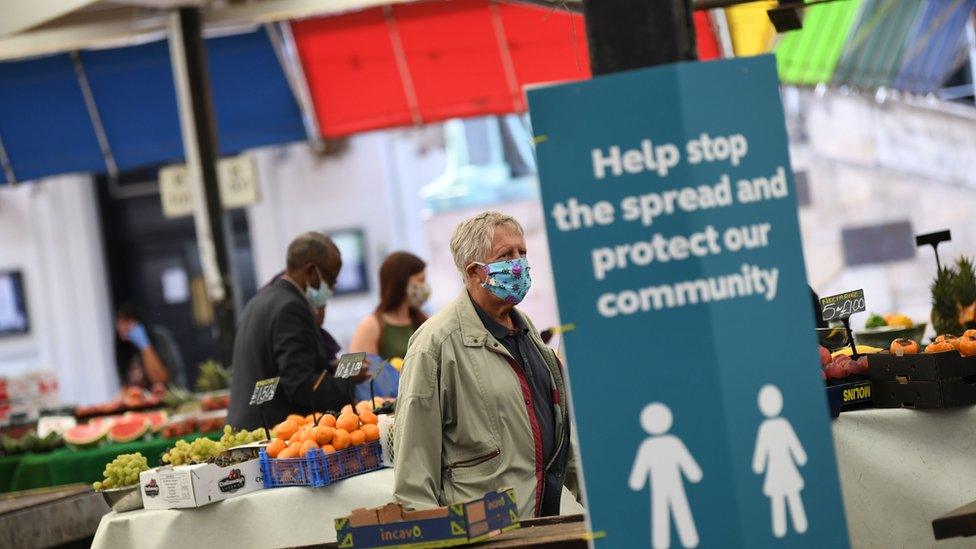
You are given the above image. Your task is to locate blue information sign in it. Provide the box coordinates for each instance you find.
[527,55,848,548]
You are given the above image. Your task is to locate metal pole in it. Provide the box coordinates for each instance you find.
[581,0,697,75]
[168,7,237,365]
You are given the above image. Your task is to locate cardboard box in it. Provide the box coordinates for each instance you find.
[140,458,263,510]
[335,488,520,548]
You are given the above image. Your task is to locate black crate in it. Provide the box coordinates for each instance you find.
[868,351,976,382]
[872,379,976,409]
[826,377,872,418]
[868,351,976,409]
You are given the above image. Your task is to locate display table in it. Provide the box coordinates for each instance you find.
[833,407,976,548]
[1,432,220,493]
[91,468,587,549]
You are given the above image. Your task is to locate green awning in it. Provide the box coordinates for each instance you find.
[831,0,925,90]
[775,0,862,85]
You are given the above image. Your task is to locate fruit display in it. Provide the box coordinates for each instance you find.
[921,332,976,356]
[75,387,163,418]
[195,360,231,392]
[107,415,152,444]
[1,430,62,456]
[200,392,230,412]
[93,452,149,491]
[266,407,380,460]
[64,422,110,450]
[163,386,195,410]
[890,338,920,355]
[931,257,976,336]
[865,313,913,329]
[160,411,226,439]
[819,345,869,380]
[162,436,226,466]
[219,425,268,448]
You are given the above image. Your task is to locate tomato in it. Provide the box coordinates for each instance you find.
[890,338,919,355]
[925,341,955,354]
[958,336,976,357]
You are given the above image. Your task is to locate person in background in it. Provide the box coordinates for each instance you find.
[227,232,368,430]
[349,252,429,361]
[115,303,185,389]
[393,211,571,519]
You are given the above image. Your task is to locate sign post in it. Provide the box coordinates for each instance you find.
[819,289,866,359]
[249,376,279,438]
[527,55,849,547]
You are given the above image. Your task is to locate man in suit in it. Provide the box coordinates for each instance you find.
[227,232,367,429]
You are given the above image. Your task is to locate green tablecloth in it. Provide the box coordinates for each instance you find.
[2,432,220,494]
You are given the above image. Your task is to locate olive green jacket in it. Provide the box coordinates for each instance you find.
[392,291,570,518]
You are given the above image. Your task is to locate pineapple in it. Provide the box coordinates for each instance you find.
[931,266,960,336]
[954,257,976,329]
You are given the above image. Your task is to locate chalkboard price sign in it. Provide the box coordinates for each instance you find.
[250,377,280,406]
[335,352,367,379]
[820,289,866,322]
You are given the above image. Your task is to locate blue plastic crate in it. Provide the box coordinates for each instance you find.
[260,441,383,488]
[259,447,323,487]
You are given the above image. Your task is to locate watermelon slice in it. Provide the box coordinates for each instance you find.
[64,422,109,450]
[130,411,168,433]
[107,416,151,444]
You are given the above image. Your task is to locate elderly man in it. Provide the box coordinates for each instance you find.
[227,232,365,429]
[393,211,571,518]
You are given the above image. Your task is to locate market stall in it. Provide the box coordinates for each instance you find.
[2,432,220,493]
[91,468,586,548]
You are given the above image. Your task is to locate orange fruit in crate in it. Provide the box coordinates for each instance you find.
[313,426,335,446]
[349,429,366,446]
[278,445,300,459]
[337,413,360,432]
[317,414,336,428]
[355,401,373,414]
[332,429,350,450]
[287,414,306,425]
[272,419,299,441]
[359,410,378,426]
[299,439,319,457]
[287,430,304,445]
[340,404,354,415]
[267,438,287,458]
[361,424,380,442]
[321,444,336,454]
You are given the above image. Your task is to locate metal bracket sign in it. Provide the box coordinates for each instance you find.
[249,376,280,406]
[335,352,367,379]
[819,289,866,323]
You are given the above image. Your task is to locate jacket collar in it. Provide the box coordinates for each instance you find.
[456,289,531,348]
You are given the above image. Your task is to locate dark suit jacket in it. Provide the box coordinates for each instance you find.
[227,278,354,429]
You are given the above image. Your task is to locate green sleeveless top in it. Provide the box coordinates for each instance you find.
[378,318,415,361]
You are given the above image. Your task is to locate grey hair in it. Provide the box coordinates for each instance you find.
[286,231,340,271]
[450,211,524,278]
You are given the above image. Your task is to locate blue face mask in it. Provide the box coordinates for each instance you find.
[475,257,532,305]
[305,268,334,308]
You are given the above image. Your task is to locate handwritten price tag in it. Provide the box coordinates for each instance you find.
[250,377,280,405]
[820,289,865,322]
[335,353,367,379]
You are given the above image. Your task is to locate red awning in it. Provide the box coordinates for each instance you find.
[292,0,720,138]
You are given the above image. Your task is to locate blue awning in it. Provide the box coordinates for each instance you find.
[0,54,104,183]
[0,28,306,184]
[892,0,976,94]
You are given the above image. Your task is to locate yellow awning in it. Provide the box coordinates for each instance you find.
[725,1,778,56]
